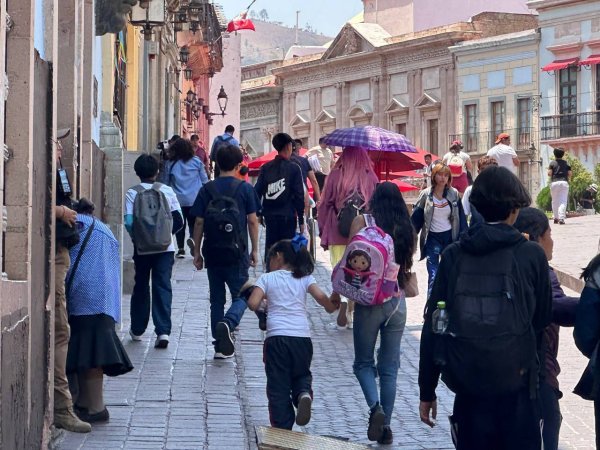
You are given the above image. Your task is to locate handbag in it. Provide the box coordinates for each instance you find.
[403,271,419,298]
[574,342,600,401]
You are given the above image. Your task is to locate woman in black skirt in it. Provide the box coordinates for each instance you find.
[66,198,133,423]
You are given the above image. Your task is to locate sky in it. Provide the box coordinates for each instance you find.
[220,0,364,37]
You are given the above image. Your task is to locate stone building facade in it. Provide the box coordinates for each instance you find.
[528,0,600,177]
[450,29,543,195]
[272,12,538,157]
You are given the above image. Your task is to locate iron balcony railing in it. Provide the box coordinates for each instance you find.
[541,111,600,140]
[449,128,536,155]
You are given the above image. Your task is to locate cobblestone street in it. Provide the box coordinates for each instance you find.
[58,216,600,450]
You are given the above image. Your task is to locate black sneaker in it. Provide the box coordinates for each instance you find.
[186,238,195,257]
[559,219,565,225]
[377,425,393,445]
[367,403,385,442]
[74,406,110,423]
[256,310,267,331]
[295,392,312,426]
[215,321,234,357]
[553,219,559,224]
[176,248,185,259]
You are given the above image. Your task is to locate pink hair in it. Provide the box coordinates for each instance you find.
[329,146,377,208]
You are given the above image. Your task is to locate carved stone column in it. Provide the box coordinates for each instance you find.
[335,82,344,128]
[371,76,380,128]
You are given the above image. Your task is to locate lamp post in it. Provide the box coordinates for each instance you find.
[184,68,193,80]
[179,46,190,64]
[130,0,166,41]
[186,89,196,104]
[204,86,229,125]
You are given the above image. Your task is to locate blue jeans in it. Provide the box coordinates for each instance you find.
[207,264,249,341]
[353,297,407,425]
[131,251,174,336]
[424,230,453,297]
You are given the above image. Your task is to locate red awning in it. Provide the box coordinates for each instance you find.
[541,58,579,72]
[579,54,600,66]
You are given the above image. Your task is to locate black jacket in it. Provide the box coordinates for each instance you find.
[419,222,552,401]
[254,156,305,224]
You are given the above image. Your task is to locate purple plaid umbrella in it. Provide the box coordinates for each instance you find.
[323,126,417,153]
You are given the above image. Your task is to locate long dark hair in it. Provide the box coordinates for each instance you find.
[170,138,194,162]
[368,182,416,288]
[582,254,600,282]
[268,240,314,279]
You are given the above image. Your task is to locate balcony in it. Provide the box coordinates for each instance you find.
[541,112,600,141]
[449,128,536,155]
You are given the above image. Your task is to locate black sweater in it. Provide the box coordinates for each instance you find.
[419,223,552,401]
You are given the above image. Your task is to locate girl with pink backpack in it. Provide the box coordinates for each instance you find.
[331,182,416,445]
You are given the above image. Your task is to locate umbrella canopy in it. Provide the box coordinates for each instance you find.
[323,126,417,153]
[389,179,420,193]
[248,148,306,170]
[391,170,424,179]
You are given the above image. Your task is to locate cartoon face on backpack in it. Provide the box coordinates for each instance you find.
[331,226,400,306]
[343,250,373,288]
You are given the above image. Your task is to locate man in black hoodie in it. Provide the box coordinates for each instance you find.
[418,166,552,450]
[255,133,305,260]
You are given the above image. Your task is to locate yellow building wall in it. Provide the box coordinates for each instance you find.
[126,24,141,151]
[101,34,115,114]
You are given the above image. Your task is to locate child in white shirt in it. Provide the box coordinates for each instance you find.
[246,236,338,430]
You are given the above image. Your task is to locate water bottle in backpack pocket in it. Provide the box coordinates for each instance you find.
[331,226,400,306]
[132,183,173,255]
[202,180,246,266]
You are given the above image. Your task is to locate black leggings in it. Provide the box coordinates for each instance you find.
[175,206,195,250]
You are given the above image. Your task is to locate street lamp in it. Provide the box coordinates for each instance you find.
[130,0,166,41]
[179,46,190,64]
[186,89,196,104]
[190,21,200,34]
[217,86,228,116]
[188,0,202,20]
[184,68,193,80]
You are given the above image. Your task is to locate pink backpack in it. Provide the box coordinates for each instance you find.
[331,215,400,306]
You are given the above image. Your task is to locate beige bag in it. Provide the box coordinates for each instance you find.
[403,272,419,298]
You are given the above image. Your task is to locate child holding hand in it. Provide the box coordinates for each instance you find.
[246,235,339,430]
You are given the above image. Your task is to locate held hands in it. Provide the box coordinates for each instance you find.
[419,400,437,428]
[330,292,342,310]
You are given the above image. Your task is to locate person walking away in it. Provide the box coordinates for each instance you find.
[548,147,572,224]
[573,253,600,449]
[210,125,239,178]
[513,207,578,450]
[254,133,305,262]
[292,138,322,204]
[317,146,378,329]
[419,166,552,450]
[462,156,497,226]
[66,198,133,424]
[421,153,434,189]
[236,145,251,182]
[246,237,339,429]
[305,137,335,192]
[157,134,181,184]
[53,127,92,433]
[411,163,466,296]
[487,132,519,174]
[166,138,208,258]
[442,140,472,194]
[191,144,260,359]
[191,134,209,174]
[342,182,416,444]
[125,154,183,349]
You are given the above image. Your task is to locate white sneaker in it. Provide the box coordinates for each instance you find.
[214,351,234,360]
[154,334,169,349]
[129,330,142,341]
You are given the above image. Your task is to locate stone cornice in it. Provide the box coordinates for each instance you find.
[527,0,590,11]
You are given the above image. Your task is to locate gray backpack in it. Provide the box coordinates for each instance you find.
[132,183,173,255]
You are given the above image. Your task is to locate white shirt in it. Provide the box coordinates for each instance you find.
[462,185,472,217]
[125,182,182,253]
[430,196,452,233]
[487,144,518,174]
[255,270,317,339]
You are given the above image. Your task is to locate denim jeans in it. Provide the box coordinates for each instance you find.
[207,264,249,340]
[353,296,407,425]
[424,230,453,297]
[131,251,174,336]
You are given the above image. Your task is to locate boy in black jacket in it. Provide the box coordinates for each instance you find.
[418,166,552,450]
[254,133,305,260]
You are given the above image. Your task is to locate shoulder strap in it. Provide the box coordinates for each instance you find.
[364,214,376,228]
[230,179,244,198]
[152,182,164,191]
[132,184,146,194]
[205,181,221,201]
[66,219,95,297]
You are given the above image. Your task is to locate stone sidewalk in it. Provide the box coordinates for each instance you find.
[57,215,600,449]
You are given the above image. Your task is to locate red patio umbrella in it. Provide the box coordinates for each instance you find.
[390,170,424,178]
[389,179,420,193]
[248,148,307,176]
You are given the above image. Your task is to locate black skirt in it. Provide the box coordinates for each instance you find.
[66,314,134,377]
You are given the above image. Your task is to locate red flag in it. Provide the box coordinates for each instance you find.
[227,10,255,32]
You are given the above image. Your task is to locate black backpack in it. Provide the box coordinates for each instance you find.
[202,180,245,266]
[439,242,537,397]
[337,191,365,238]
[261,159,292,210]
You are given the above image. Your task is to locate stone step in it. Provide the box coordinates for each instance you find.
[255,426,370,450]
